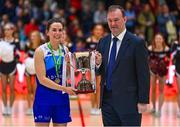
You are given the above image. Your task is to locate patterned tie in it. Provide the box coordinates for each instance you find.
[106,37,118,90]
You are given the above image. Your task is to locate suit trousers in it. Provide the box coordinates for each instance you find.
[101,87,142,126]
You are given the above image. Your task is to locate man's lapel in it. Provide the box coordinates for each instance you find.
[113,31,130,71]
[104,35,111,72]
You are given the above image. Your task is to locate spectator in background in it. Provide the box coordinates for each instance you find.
[1,0,16,23]
[16,19,27,50]
[86,23,105,51]
[86,23,105,115]
[157,4,176,45]
[81,1,94,37]
[1,14,10,26]
[149,0,159,15]
[0,0,5,14]
[66,6,79,24]
[63,30,73,52]
[24,18,39,39]
[31,0,45,8]
[133,0,143,16]
[138,3,155,44]
[15,5,30,24]
[41,2,53,21]
[22,0,31,24]
[93,1,107,24]
[124,1,136,33]
[0,26,3,38]
[38,2,53,34]
[24,30,42,115]
[148,33,170,117]
[67,17,83,42]
[53,8,66,26]
[31,6,42,23]
[165,0,176,12]
[172,0,180,34]
[69,0,82,14]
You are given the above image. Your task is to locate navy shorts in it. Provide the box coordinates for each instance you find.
[33,104,72,123]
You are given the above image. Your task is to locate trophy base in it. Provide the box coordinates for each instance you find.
[76,90,95,94]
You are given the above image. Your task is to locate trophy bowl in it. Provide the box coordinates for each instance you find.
[73,52,95,94]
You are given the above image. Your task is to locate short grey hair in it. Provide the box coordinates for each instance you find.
[108,5,125,17]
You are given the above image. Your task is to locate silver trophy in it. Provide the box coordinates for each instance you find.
[64,51,96,94]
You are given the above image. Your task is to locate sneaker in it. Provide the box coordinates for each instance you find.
[26,108,33,115]
[94,109,101,115]
[154,111,161,117]
[91,108,101,115]
[90,108,96,115]
[177,112,180,118]
[7,107,12,115]
[150,108,155,114]
[2,107,8,115]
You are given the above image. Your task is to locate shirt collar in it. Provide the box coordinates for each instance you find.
[111,29,126,42]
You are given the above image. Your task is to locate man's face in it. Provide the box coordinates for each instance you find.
[107,9,126,36]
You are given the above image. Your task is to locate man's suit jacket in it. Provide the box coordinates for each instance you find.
[96,31,150,115]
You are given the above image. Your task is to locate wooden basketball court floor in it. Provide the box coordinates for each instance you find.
[0,94,180,127]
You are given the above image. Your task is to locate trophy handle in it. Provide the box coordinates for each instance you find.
[90,51,96,93]
[62,52,75,89]
[69,52,75,89]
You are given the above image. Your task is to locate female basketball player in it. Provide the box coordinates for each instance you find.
[34,18,76,126]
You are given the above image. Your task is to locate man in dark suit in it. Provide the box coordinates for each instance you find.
[95,5,150,126]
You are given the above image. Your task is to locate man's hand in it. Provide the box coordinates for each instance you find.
[137,103,148,113]
[95,51,102,66]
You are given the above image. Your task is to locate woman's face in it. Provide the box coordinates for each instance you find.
[46,22,64,44]
[93,25,104,38]
[154,34,164,46]
[125,2,132,10]
[4,25,14,37]
[30,31,40,44]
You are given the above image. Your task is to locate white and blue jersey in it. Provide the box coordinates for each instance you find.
[33,43,71,123]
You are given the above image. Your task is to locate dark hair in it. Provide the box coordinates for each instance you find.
[108,5,125,17]
[46,18,64,31]
[76,37,86,44]
[91,23,104,31]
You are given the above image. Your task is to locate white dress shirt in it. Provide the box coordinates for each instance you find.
[108,29,127,63]
[96,29,127,68]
